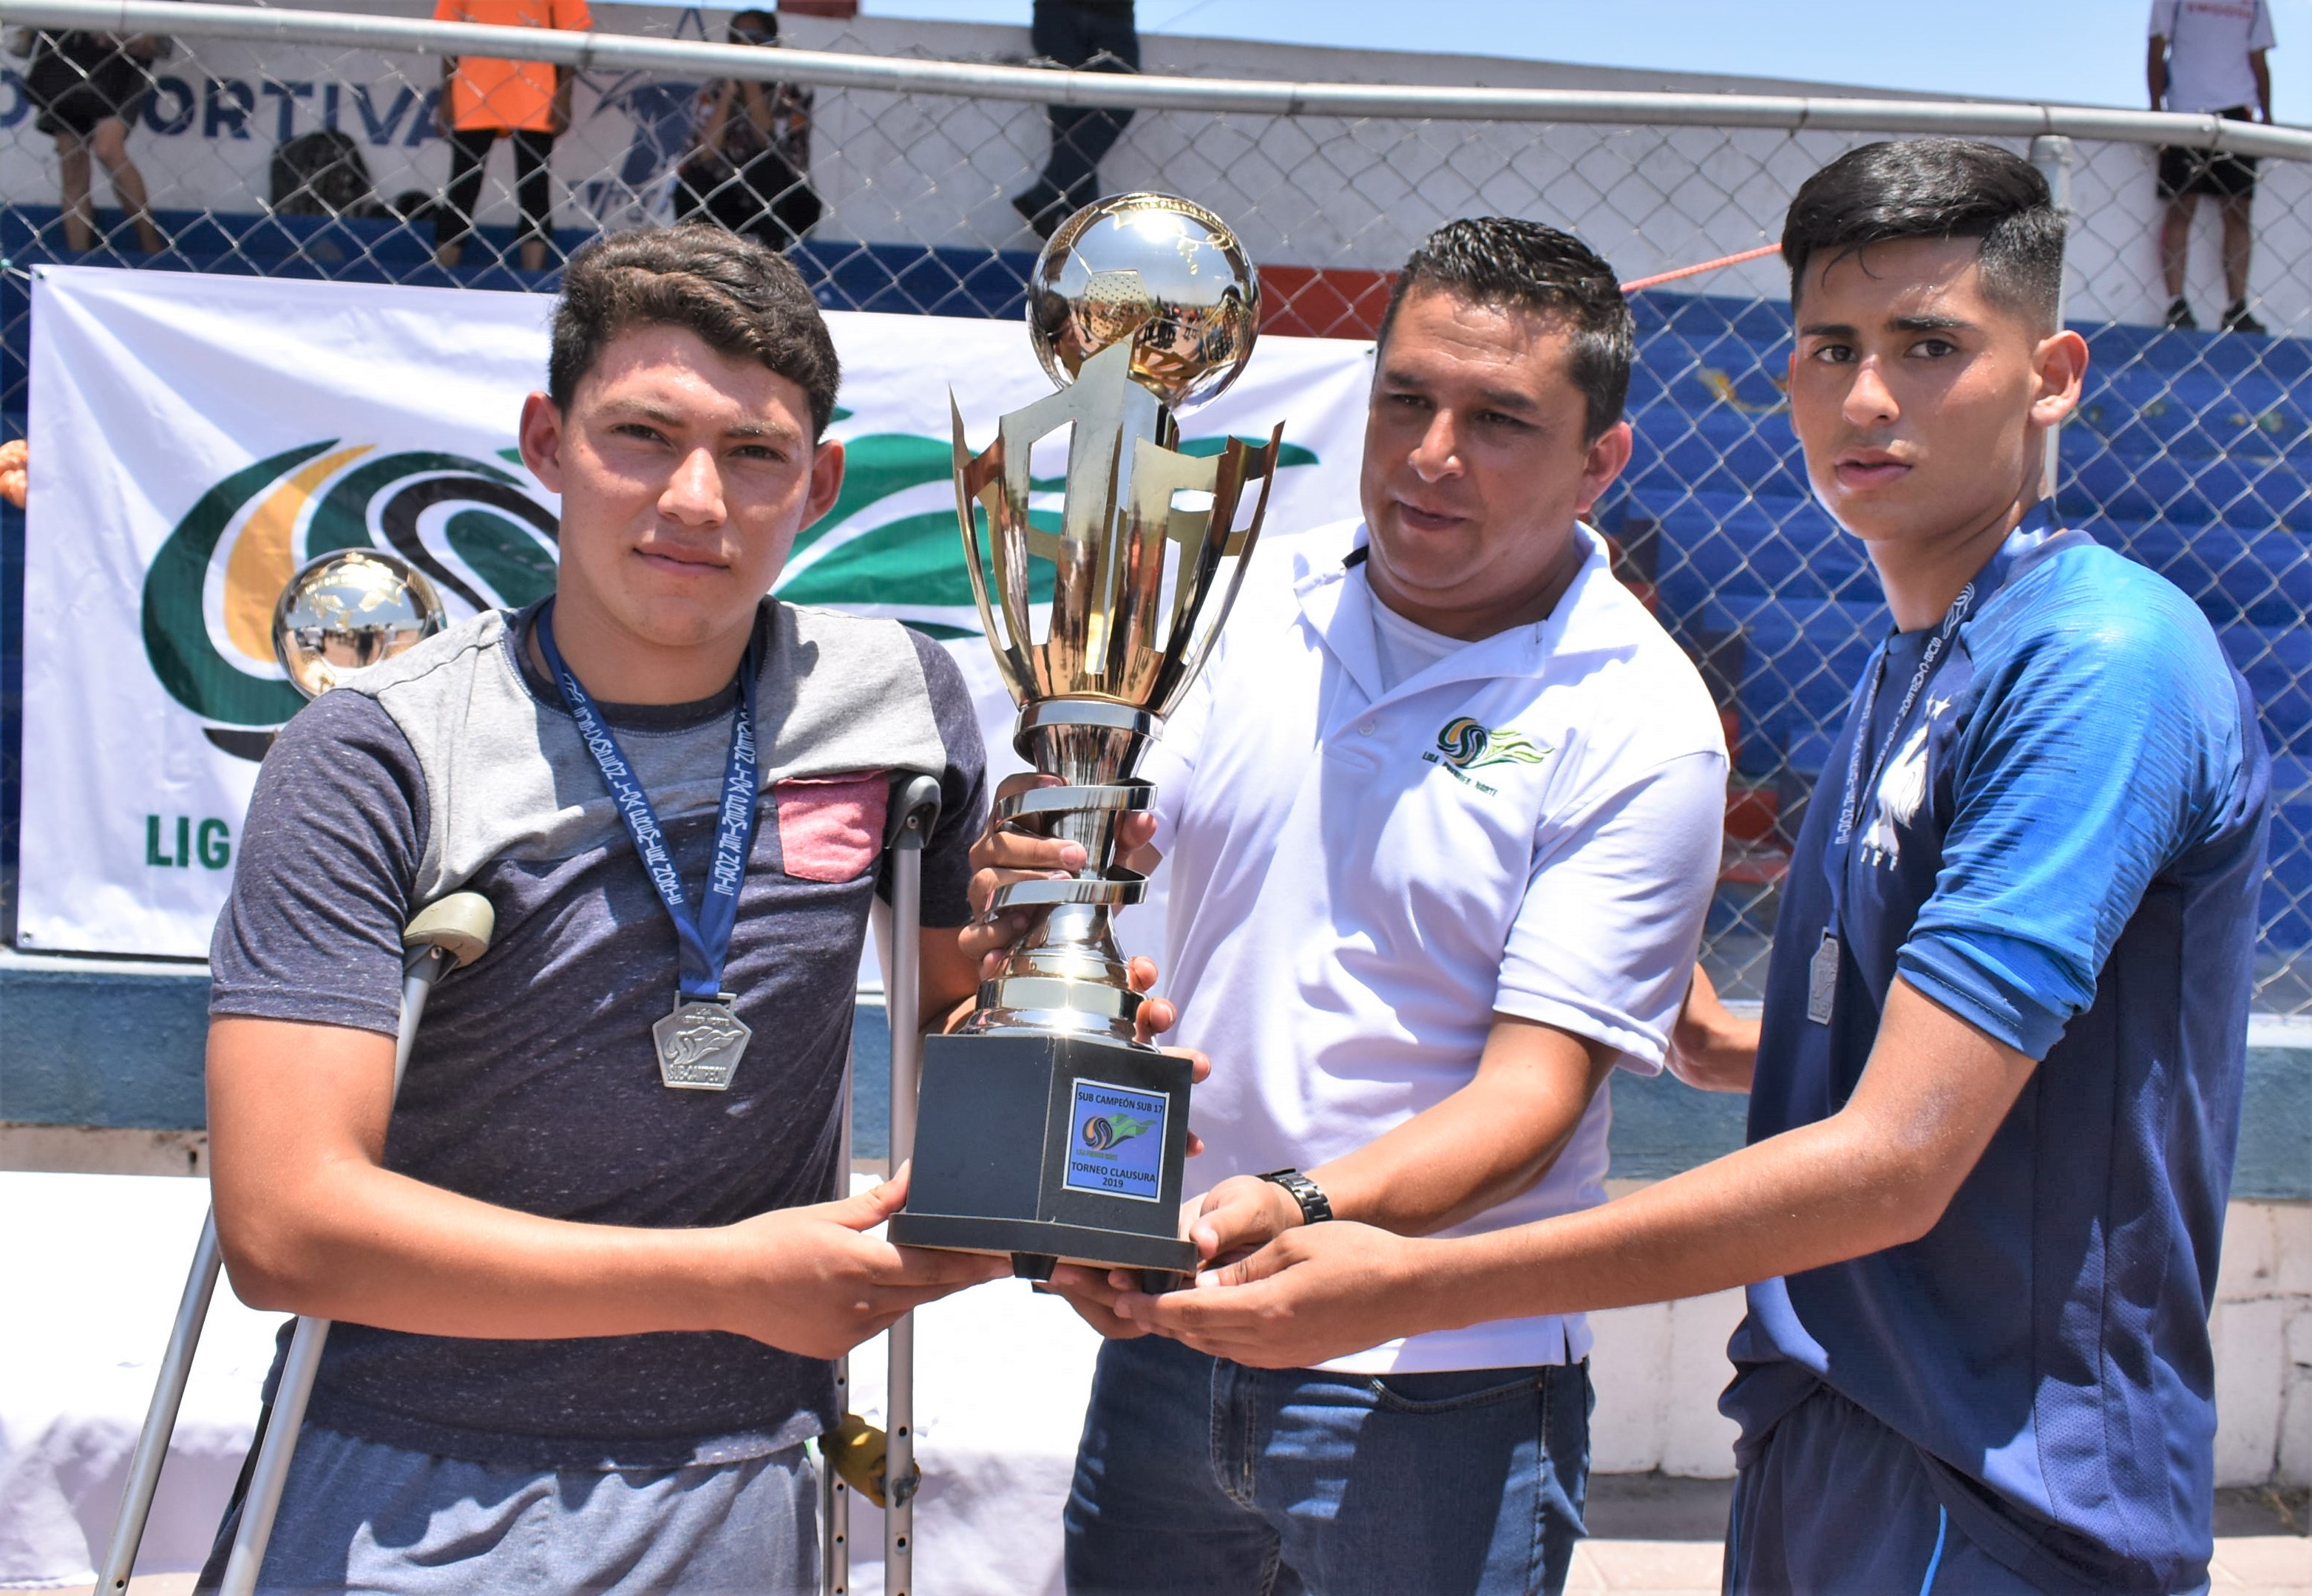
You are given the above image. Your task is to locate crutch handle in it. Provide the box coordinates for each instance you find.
[886,773,943,853]
[401,891,494,970]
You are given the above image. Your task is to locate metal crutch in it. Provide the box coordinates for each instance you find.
[819,1034,855,1596]
[881,773,942,1596]
[821,774,943,1596]
[95,892,492,1595]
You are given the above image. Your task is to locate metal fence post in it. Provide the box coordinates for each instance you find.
[2031,133,2076,503]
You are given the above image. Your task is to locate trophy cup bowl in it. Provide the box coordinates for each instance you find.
[1028,194,1258,410]
[272,549,447,699]
[889,195,1284,1284]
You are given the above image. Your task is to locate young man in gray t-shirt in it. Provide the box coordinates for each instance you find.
[196,228,1045,1592]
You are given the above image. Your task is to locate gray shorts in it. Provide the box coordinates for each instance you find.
[196,1424,819,1595]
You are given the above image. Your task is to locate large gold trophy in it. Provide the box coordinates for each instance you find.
[888,194,1281,1284]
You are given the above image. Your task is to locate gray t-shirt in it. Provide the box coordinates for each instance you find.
[209,598,986,1469]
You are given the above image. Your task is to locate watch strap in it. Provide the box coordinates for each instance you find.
[1257,1167,1334,1226]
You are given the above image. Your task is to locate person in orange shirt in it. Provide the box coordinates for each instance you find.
[431,0,591,273]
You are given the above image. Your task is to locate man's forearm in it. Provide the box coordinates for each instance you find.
[1420,1113,1930,1330]
[1401,980,2034,1331]
[1311,1018,1610,1236]
[209,1016,753,1340]
[220,1158,745,1338]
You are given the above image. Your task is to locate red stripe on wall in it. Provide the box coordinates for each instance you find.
[1258,265,1397,341]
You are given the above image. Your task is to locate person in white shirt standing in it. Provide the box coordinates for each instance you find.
[2149,0,2277,332]
[974,218,1729,1595]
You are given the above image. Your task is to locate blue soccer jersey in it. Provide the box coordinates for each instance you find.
[1724,525,2271,1594]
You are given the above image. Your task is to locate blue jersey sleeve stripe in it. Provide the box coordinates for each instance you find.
[1911,562,2236,1030]
[1896,931,2075,1059]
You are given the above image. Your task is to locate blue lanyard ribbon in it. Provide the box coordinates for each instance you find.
[536,601,764,1002]
[1822,502,2058,934]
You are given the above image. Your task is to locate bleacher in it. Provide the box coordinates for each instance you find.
[1,210,2308,977]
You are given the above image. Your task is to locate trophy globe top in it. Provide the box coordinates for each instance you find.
[271,548,447,700]
[1027,193,1260,411]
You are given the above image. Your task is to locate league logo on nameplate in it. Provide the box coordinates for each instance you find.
[1064,1080,1168,1203]
[654,1001,752,1090]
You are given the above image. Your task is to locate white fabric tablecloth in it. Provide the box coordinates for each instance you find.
[0,1170,1103,1595]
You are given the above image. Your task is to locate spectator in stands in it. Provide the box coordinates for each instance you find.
[431,0,592,273]
[13,27,165,254]
[1122,139,2267,1596]
[672,9,822,252]
[1009,0,1138,240]
[997,218,1726,1596]
[2149,0,2277,333]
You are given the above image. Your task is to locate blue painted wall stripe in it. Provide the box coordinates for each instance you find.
[4,959,2308,1198]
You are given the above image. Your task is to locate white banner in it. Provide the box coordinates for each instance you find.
[19,265,1372,957]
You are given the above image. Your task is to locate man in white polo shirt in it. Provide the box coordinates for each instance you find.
[983,218,1728,1596]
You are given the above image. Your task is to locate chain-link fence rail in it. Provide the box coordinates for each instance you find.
[4,0,2312,1008]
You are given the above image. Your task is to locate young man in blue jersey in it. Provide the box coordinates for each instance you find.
[1114,138,2271,1595]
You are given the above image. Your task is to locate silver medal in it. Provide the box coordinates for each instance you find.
[654,997,751,1090]
[1806,932,1840,1026]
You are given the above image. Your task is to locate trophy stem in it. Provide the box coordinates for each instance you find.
[963,699,1159,1044]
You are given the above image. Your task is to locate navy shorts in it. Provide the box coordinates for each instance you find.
[1726,1385,2209,1595]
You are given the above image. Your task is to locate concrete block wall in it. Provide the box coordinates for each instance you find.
[2213,1200,2312,1489]
[1588,1285,1747,1478]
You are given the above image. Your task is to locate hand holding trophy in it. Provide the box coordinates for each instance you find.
[889,194,1282,1287]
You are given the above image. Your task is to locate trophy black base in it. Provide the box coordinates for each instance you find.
[890,1030,1197,1277]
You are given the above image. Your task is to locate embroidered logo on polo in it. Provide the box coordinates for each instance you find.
[1435,716,1550,770]
[1421,716,1553,796]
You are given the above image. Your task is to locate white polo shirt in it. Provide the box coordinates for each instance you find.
[1139,518,1728,1374]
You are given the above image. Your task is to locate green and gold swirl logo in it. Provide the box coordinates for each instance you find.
[1080,1111,1153,1153]
[140,441,559,756]
[142,425,1318,758]
[1436,715,1550,770]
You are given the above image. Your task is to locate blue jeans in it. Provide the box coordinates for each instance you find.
[1065,1334,1591,1596]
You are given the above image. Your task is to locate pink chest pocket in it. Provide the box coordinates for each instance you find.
[774,771,891,883]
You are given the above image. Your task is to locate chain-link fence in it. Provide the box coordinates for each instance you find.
[4,0,2311,1008]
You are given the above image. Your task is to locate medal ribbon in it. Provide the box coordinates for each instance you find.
[536,601,763,1002]
[1821,501,2058,936]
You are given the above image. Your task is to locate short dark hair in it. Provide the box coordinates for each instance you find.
[549,225,841,436]
[1374,217,1634,444]
[729,7,776,44]
[1782,139,2065,328]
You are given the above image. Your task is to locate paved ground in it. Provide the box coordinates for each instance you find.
[1561,1478,2312,1595]
[66,1483,2308,1596]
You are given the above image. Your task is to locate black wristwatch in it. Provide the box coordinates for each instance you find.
[1258,1168,1334,1226]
